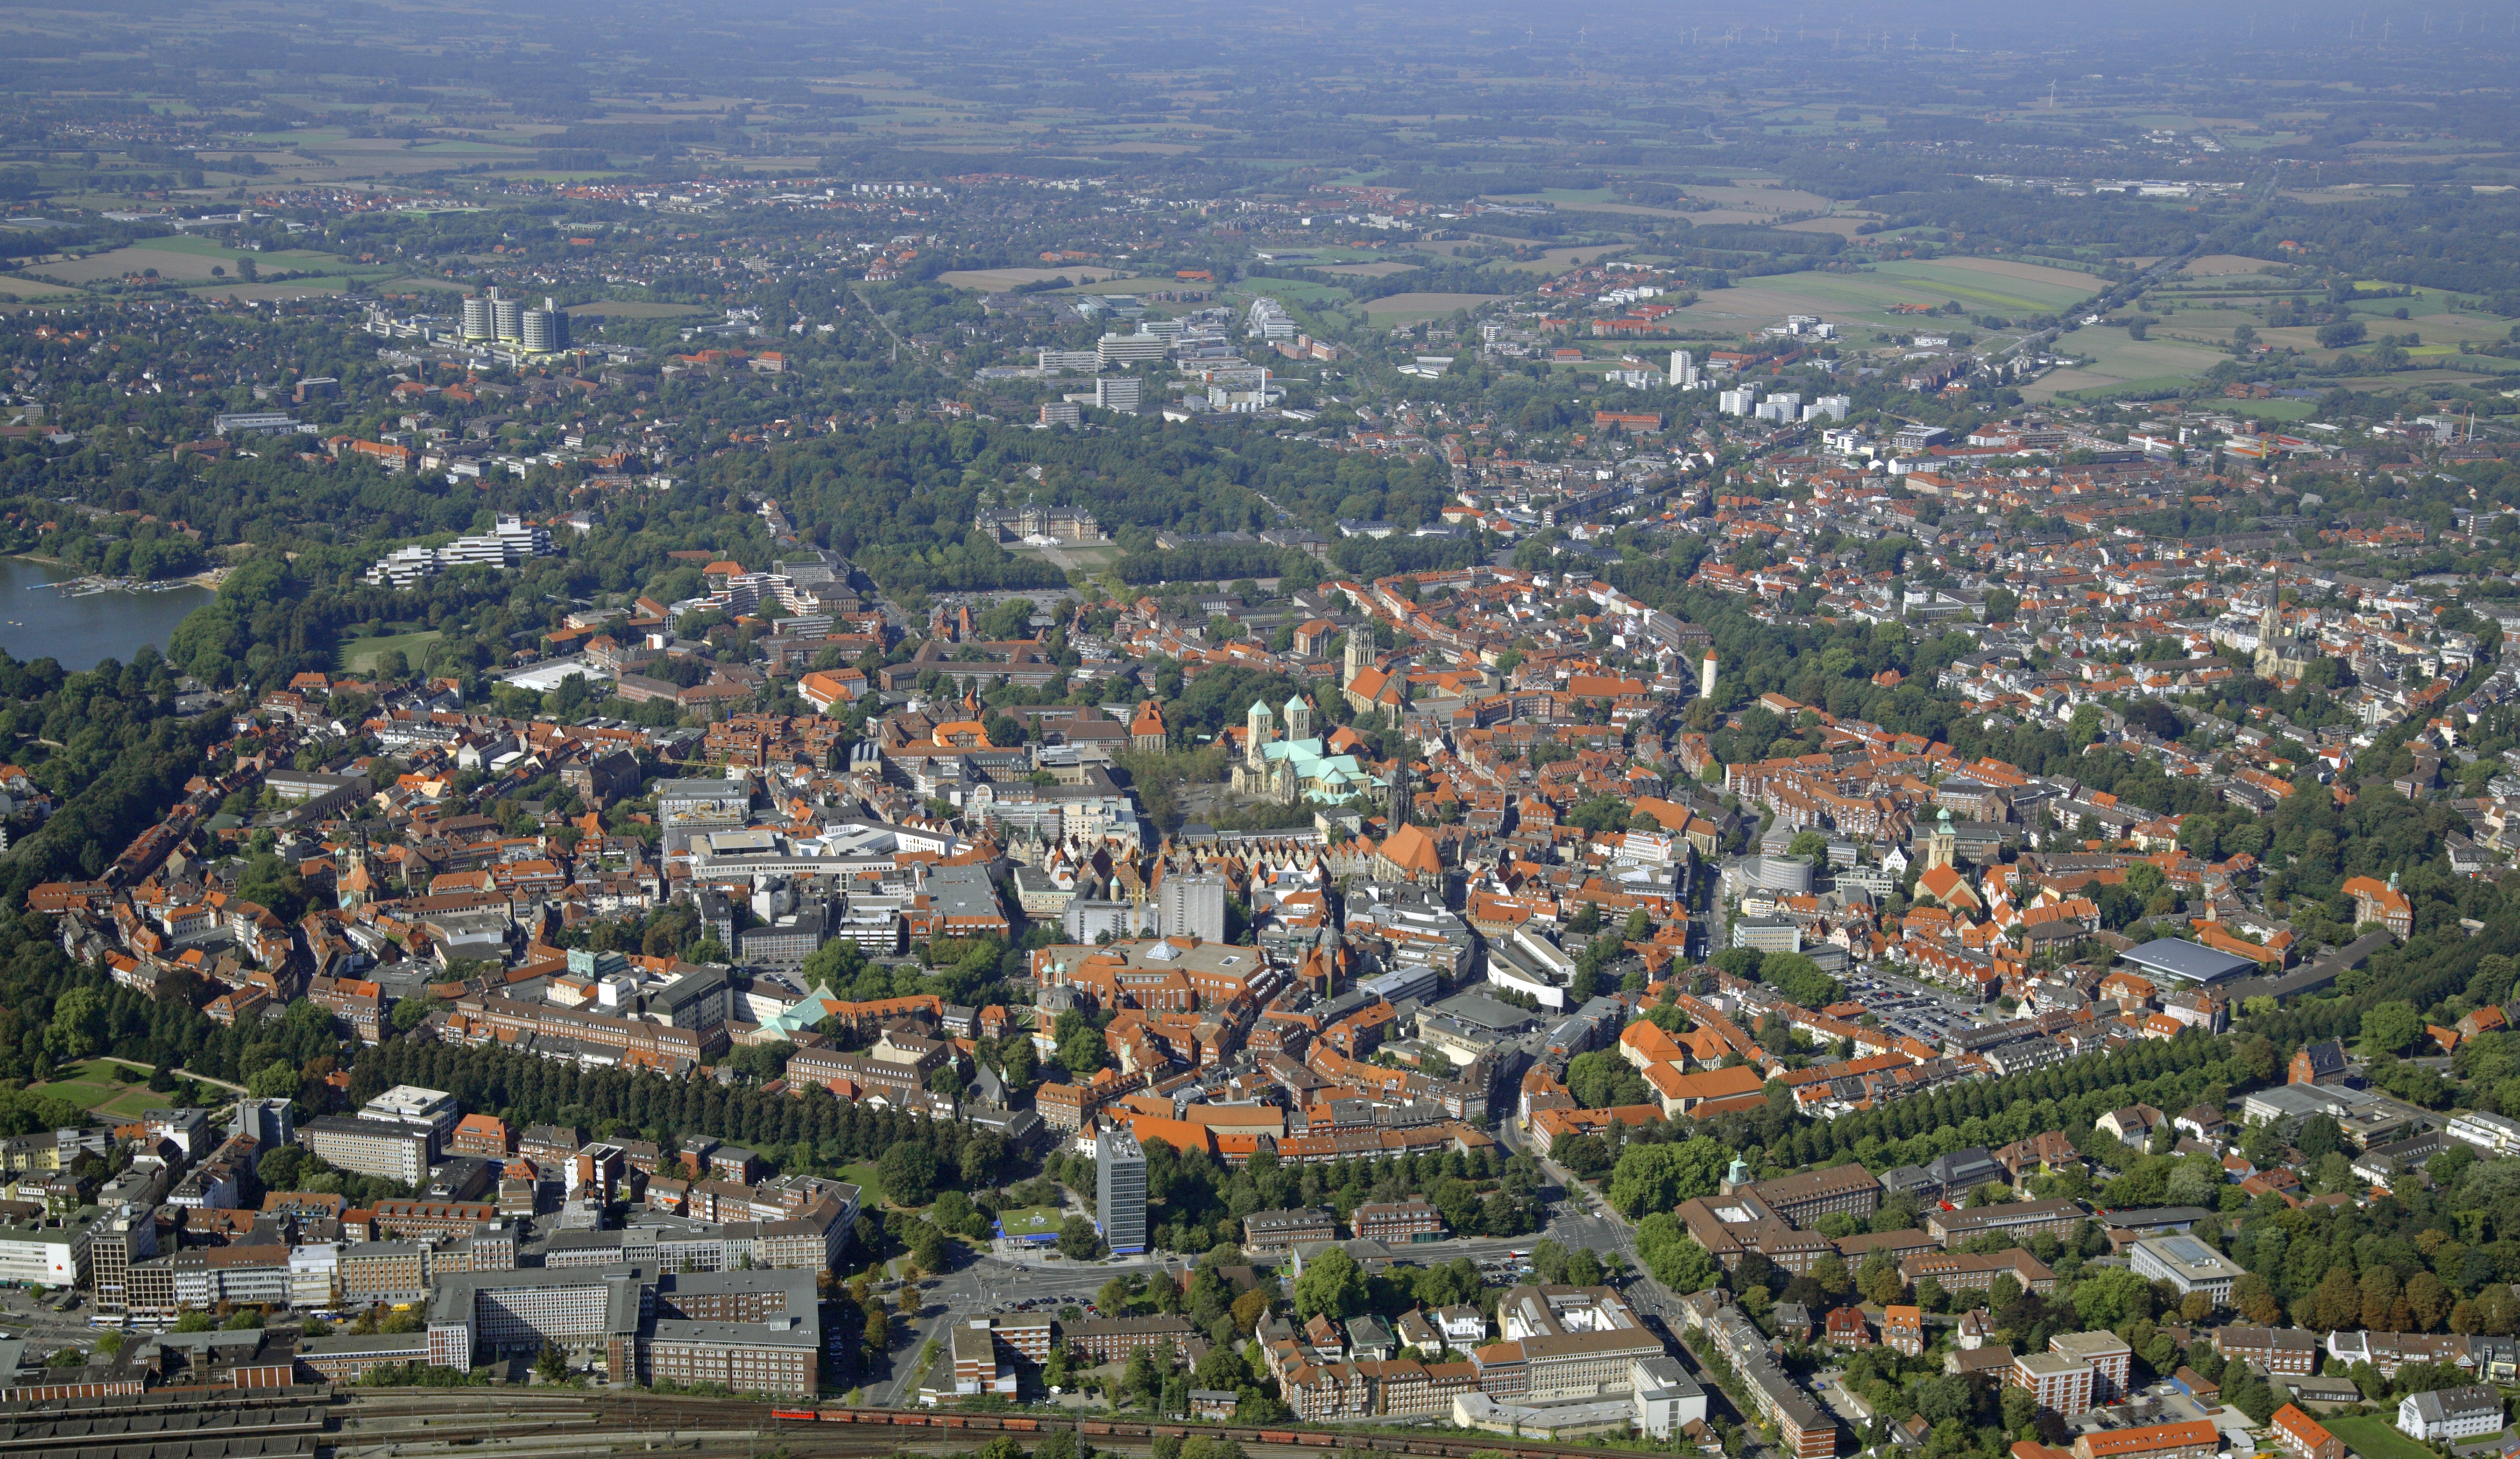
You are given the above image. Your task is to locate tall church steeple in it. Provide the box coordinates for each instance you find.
[1923,806,1958,872]
[1283,693,1313,744]
[338,828,374,910]
[1245,699,1274,771]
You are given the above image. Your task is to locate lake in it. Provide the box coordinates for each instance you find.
[0,556,215,671]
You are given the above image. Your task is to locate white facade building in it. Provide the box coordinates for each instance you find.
[2399,1386,2501,1443]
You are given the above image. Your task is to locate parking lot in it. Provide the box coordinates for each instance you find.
[1847,968,1985,1047]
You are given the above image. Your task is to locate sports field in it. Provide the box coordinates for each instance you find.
[27,1061,165,1122]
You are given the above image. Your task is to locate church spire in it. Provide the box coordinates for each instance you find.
[1245,698,1274,771]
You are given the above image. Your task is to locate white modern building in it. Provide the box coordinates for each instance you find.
[360,1084,459,1143]
[2447,1111,2520,1156]
[0,1210,93,1288]
[2399,1386,2501,1442]
[1633,1354,1708,1438]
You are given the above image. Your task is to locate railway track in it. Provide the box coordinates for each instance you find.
[330,1389,1666,1459]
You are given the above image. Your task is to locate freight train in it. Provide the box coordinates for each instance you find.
[761,1405,1629,1459]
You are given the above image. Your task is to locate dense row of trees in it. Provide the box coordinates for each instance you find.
[1036,1139,1541,1255]
[346,1038,1013,1193]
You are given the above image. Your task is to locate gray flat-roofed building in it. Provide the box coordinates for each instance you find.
[2128,1234,2247,1299]
[925,861,1006,928]
[1427,990,1544,1033]
[2237,1082,2416,1151]
[2119,937,2259,985]
[2096,1206,2216,1237]
[656,778,749,828]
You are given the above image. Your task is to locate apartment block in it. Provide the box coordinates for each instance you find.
[1063,1314,1199,1365]
[1244,1207,1337,1256]
[2012,1350,2094,1416]
[1354,1197,1443,1243]
[451,1114,512,1158]
[2070,1421,2220,1459]
[2270,1405,2343,1459]
[2212,1324,2317,1375]
[2051,1330,2135,1404]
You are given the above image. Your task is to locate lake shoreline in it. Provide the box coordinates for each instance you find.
[10,552,228,593]
[0,556,216,670]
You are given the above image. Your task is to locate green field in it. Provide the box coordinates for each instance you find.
[27,1061,167,1122]
[1234,277,1353,306]
[2224,397,2320,422]
[2330,1414,2457,1459]
[338,628,443,674]
[2029,329,2231,402]
[1871,258,2104,312]
[996,1204,1063,1240]
[836,1160,893,1210]
[1664,256,2105,335]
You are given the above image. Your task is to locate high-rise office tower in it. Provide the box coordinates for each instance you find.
[521,297,569,352]
[1097,1125,1148,1255]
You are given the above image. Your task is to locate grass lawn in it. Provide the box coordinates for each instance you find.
[338,628,443,675]
[2329,1414,2439,1459]
[836,1161,893,1210]
[996,1204,1063,1240]
[27,1061,166,1122]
